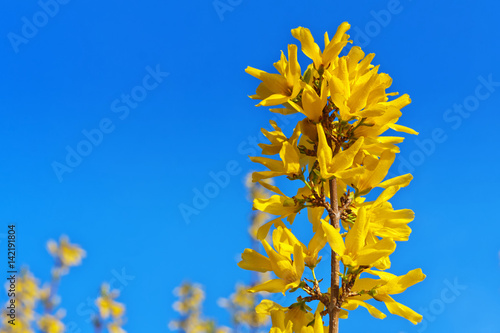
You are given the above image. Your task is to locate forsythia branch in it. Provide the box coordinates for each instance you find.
[239,21,426,333]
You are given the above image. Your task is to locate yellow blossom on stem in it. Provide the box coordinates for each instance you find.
[96,284,126,319]
[243,240,304,294]
[322,208,396,268]
[38,314,65,333]
[242,21,425,332]
[246,44,303,107]
[47,235,86,272]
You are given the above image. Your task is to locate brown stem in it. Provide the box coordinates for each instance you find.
[329,178,340,333]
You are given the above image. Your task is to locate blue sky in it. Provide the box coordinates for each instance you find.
[1,0,500,332]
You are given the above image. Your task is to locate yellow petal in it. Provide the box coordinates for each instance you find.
[377,174,413,189]
[388,123,419,135]
[374,294,423,324]
[280,142,301,174]
[250,156,284,173]
[262,240,293,280]
[321,220,346,256]
[307,206,324,232]
[293,244,305,279]
[256,300,287,318]
[356,238,396,267]
[317,123,333,179]
[345,207,368,255]
[330,138,365,174]
[245,67,289,96]
[110,302,125,318]
[238,249,273,272]
[373,186,400,207]
[258,94,290,107]
[357,150,395,193]
[343,299,386,319]
[249,279,288,294]
[257,180,285,196]
[291,27,322,68]
[313,309,324,333]
[375,268,426,295]
[269,107,299,115]
[322,22,351,66]
[286,44,301,86]
[256,218,286,240]
[388,94,411,109]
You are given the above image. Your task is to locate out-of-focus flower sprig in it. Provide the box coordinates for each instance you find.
[0,235,86,333]
[218,284,268,332]
[0,235,128,333]
[169,282,229,333]
[93,283,127,333]
[171,177,272,333]
[0,269,40,333]
[36,235,87,333]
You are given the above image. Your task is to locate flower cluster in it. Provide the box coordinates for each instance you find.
[0,270,41,333]
[169,282,229,333]
[218,283,268,329]
[47,235,86,276]
[94,284,127,333]
[239,22,425,332]
[0,236,126,333]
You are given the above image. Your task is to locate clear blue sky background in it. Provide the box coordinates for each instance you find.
[1,0,500,332]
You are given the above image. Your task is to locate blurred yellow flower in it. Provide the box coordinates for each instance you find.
[38,314,65,333]
[96,284,125,319]
[47,235,86,269]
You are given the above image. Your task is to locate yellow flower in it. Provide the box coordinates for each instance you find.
[47,235,86,268]
[322,207,396,268]
[299,310,327,333]
[238,229,305,294]
[316,123,365,180]
[96,284,125,319]
[172,282,205,316]
[356,181,415,241]
[243,21,425,327]
[346,150,397,195]
[17,270,40,307]
[0,318,34,333]
[108,322,126,333]
[341,298,387,320]
[38,314,65,333]
[219,284,269,327]
[251,183,311,239]
[347,269,426,324]
[256,300,314,333]
[269,226,326,269]
[246,44,303,107]
[353,94,417,138]
[288,81,328,122]
[259,120,289,155]
[291,23,351,69]
[251,124,302,181]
